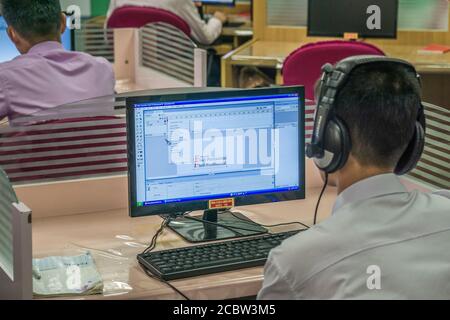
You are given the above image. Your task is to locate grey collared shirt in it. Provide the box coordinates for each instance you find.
[258,174,450,300]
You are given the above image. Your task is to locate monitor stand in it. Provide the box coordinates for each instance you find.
[167,209,268,243]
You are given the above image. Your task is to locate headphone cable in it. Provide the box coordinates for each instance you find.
[314,173,329,225]
[228,210,310,230]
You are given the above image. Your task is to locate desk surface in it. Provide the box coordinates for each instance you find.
[230,40,450,72]
[231,41,299,68]
[33,186,337,300]
[115,79,146,94]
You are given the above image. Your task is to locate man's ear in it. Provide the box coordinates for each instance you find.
[60,12,67,35]
[6,26,19,45]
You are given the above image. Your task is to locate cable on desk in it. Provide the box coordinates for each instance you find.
[142,217,171,254]
[183,215,269,235]
[314,173,329,225]
[140,217,190,300]
[228,211,310,230]
[140,263,190,300]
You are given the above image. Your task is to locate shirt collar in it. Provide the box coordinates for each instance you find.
[27,41,63,55]
[332,173,408,214]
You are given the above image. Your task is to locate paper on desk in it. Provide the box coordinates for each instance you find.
[33,252,104,298]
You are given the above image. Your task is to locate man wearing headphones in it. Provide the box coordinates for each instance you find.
[258,56,450,300]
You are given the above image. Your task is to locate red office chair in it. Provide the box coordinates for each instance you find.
[282,41,385,101]
[106,6,191,37]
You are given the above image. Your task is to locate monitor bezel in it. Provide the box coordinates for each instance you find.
[197,0,236,7]
[307,0,398,39]
[126,86,306,218]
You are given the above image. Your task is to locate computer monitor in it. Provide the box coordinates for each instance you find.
[0,16,74,64]
[196,0,235,6]
[127,87,305,243]
[307,0,398,39]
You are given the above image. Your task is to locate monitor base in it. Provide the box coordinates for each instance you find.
[167,209,267,243]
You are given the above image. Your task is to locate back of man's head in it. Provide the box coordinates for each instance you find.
[1,0,62,42]
[334,62,422,170]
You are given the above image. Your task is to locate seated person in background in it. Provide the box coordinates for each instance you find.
[0,0,115,122]
[258,58,450,300]
[107,0,227,45]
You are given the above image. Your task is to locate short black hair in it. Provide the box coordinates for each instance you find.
[333,62,422,168]
[1,0,62,41]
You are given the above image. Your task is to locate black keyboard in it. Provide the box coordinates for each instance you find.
[224,21,246,28]
[138,230,300,281]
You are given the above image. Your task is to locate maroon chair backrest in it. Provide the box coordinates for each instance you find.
[283,40,385,101]
[107,6,191,37]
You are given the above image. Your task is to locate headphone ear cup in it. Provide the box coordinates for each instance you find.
[395,121,425,175]
[314,118,352,174]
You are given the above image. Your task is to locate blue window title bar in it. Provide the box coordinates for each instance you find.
[133,94,299,109]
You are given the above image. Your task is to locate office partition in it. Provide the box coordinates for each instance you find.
[0,96,127,186]
[0,168,32,300]
[267,0,308,27]
[408,103,450,189]
[137,23,208,88]
[74,17,115,63]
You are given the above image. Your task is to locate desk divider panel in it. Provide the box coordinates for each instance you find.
[0,168,17,280]
[0,97,127,186]
[0,168,32,299]
[408,103,450,189]
[138,23,207,88]
[304,101,449,190]
[305,100,315,144]
[75,17,115,63]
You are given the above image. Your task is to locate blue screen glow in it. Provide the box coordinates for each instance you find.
[132,94,302,207]
[0,16,73,64]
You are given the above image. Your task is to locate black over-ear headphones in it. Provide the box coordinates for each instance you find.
[306,55,426,175]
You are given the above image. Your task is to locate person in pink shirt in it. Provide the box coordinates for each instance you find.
[0,0,115,122]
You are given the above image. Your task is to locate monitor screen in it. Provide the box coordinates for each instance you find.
[127,87,305,217]
[196,0,235,6]
[307,0,398,39]
[0,16,73,64]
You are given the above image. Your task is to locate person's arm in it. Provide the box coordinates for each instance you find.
[257,252,297,300]
[180,1,225,45]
